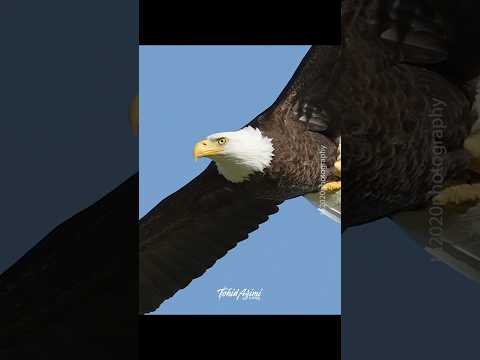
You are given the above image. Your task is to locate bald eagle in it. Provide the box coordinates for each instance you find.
[140,0,480,313]
[139,47,343,313]
[341,0,480,280]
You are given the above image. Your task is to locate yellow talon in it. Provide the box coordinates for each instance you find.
[432,183,480,206]
[320,159,341,193]
[334,160,341,177]
[321,181,341,193]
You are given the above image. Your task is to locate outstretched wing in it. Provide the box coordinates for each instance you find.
[0,175,138,357]
[138,45,347,313]
[337,0,479,229]
[139,163,281,314]
[263,45,343,138]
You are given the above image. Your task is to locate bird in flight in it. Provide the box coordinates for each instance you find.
[341,0,480,280]
[140,0,480,313]
[139,46,342,314]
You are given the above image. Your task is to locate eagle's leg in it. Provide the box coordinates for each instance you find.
[432,184,480,206]
[321,160,341,193]
[321,181,341,193]
[430,138,480,206]
[464,130,480,174]
[432,135,480,205]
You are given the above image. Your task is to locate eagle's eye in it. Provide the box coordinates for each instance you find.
[217,137,228,145]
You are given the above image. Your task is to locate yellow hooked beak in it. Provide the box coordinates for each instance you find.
[193,139,224,160]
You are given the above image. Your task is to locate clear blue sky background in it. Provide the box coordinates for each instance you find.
[139,46,341,314]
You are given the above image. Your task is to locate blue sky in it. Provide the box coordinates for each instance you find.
[139,46,341,314]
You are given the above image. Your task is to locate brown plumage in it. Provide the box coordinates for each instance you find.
[140,0,480,312]
[139,48,340,314]
[340,0,480,287]
[339,0,479,228]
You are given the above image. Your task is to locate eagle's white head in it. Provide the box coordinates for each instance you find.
[194,126,274,183]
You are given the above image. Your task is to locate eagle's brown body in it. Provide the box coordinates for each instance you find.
[254,111,338,199]
[338,3,477,227]
[140,0,480,313]
[139,73,339,313]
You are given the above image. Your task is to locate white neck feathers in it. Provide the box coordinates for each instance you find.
[208,126,274,183]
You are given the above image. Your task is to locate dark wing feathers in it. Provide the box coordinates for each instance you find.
[339,0,479,229]
[264,46,343,138]
[139,0,480,311]
[139,164,280,313]
[0,175,138,356]
[139,46,343,314]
